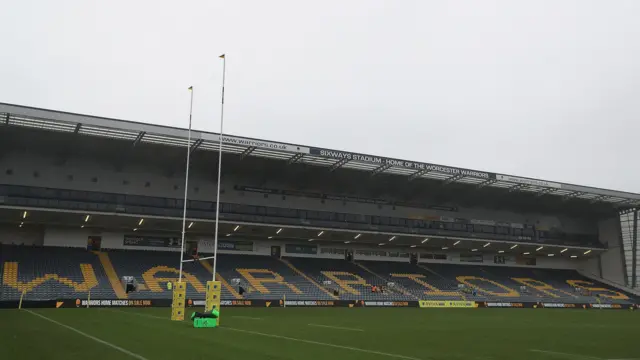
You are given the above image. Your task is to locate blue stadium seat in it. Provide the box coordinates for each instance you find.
[0,245,115,301]
[0,245,634,304]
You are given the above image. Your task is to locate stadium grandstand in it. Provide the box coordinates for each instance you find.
[1,102,639,309]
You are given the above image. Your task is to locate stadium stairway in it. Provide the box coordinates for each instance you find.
[1,245,116,301]
[93,251,128,299]
[105,249,221,300]
[215,254,333,300]
[415,263,470,300]
[480,266,577,303]
[361,261,464,300]
[354,262,418,300]
[286,257,415,301]
[528,268,633,304]
[198,258,243,299]
[577,269,640,297]
[1,245,635,304]
[416,262,636,304]
[422,263,527,302]
[416,263,445,278]
[278,258,339,300]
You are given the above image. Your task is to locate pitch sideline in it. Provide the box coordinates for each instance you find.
[105,308,422,360]
[24,309,149,360]
[307,323,364,332]
[529,349,639,360]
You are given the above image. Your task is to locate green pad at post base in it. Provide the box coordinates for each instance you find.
[193,318,217,328]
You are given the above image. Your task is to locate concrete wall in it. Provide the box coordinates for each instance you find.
[597,217,626,285]
[580,256,602,278]
[0,226,44,246]
[43,228,90,248]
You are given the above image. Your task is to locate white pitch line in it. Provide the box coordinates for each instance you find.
[224,326,422,360]
[308,323,364,332]
[25,310,149,360]
[529,349,601,360]
[104,308,183,321]
[107,309,428,359]
[107,309,263,322]
[105,309,417,359]
[231,315,263,320]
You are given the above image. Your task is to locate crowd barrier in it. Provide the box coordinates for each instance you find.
[1,299,636,310]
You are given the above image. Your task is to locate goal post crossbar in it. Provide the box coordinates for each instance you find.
[181,255,216,263]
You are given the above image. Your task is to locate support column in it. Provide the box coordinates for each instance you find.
[632,210,638,288]
[617,215,629,287]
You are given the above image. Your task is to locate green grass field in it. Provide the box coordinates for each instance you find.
[1,307,638,360]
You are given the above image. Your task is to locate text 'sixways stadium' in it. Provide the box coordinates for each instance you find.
[0,102,639,310]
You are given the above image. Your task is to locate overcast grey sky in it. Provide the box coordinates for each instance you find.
[2,0,639,192]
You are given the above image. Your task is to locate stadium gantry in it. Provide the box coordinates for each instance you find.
[1,101,639,309]
[1,102,639,205]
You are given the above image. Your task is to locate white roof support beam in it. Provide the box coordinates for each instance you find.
[408,168,431,181]
[476,179,498,189]
[370,163,392,177]
[562,191,586,201]
[535,188,558,197]
[443,174,465,185]
[190,139,204,155]
[240,146,257,160]
[508,184,527,193]
[287,153,304,164]
[329,158,350,172]
[132,131,146,147]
